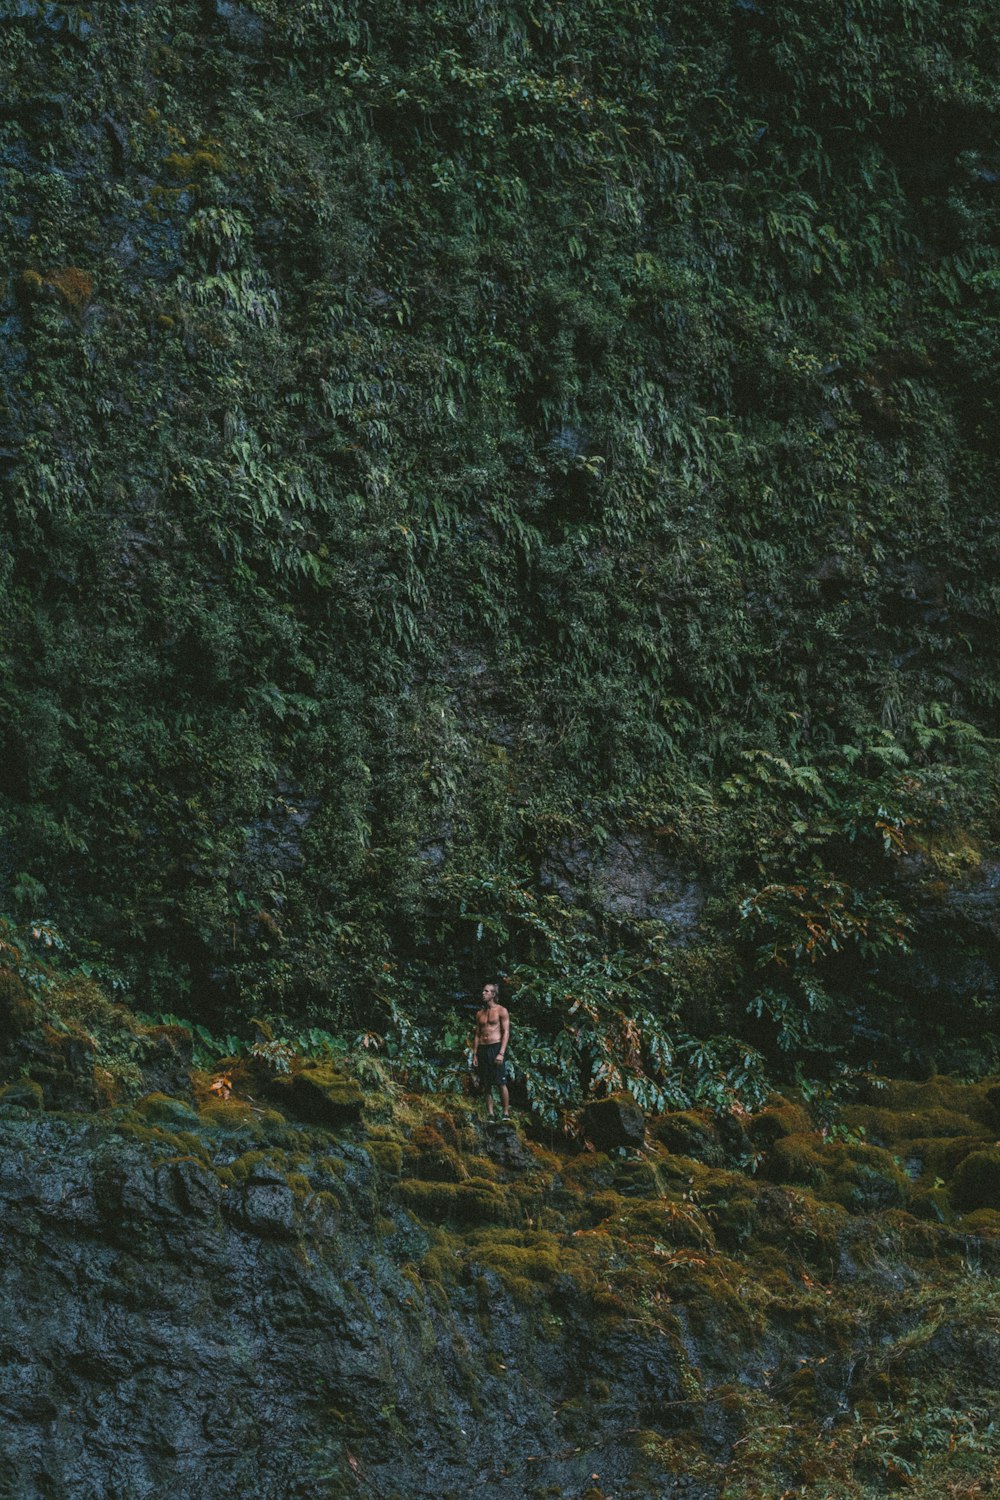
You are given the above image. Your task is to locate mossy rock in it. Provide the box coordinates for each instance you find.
[581,1093,645,1151]
[396,1176,514,1226]
[559,1153,618,1195]
[825,1142,910,1214]
[0,1077,44,1110]
[404,1148,467,1183]
[764,1130,826,1187]
[748,1096,812,1146]
[266,1061,364,1126]
[765,1134,909,1212]
[367,1140,403,1179]
[617,1198,714,1249]
[135,1092,200,1126]
[897,1134,985,1185]
[580,1189,623,1228]
[226,1149,285,1185]
[613,1157,662,1197]
[910,1185,952,1223]
[950,1148,1000,1212]
[861,1077,998,1127]
[958,1207,1000,1232]
[652,1109,726,1166]
[466,1231,563,1288]
[839,1103,986,1145]
[403,1129,467,1183]
[197,1096,276,1135]
[704,1188,759,1251]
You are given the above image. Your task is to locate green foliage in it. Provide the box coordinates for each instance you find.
[2,0,1000,1114]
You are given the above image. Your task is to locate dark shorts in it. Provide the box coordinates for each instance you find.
[476,1042,507,1091]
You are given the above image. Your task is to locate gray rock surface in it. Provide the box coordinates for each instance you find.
[540,833,704,934]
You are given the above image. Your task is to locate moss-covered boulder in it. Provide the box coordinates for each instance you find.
[950,1148,1000,1212]
[748,1096,813,1148]
[396,1176,514,1225]
[135,1092,201,1127]
[582,1093,645,1151]
[265,1061,364,1126]
[826,1142,910,1214]
[764,1131,909,1213]
[652,1108,726,1166]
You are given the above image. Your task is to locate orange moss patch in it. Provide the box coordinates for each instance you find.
[44,266,94,310]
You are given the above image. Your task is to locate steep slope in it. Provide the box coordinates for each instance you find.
[2,1011,998,1499]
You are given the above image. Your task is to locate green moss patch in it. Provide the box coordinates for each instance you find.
[367,1140,403,1179]
[0,1078,44,1110]
[396,1177,515,1226]
[135,1093,200,1126]
[267,1062,364,1127]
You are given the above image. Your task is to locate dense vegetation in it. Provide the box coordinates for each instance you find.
[2,0,1000,1120]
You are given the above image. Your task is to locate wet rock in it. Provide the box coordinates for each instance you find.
[172,1157,222,1219]
[946,860,1000,938]
[481,1123,536,1172]
[100,113,130,171]
[243,781,319,877]
[582,1093,645,1150]
[29,1028,101,1111]
[1,1084,998,1499]
[213,0,265,47]
[235,1167,297,1238]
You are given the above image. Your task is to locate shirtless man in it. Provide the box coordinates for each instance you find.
[472,981,510,1121]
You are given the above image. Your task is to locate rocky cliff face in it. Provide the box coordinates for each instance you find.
[2,1024,999,1500]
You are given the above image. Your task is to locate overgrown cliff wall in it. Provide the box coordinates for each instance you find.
[2,0,1000,1091]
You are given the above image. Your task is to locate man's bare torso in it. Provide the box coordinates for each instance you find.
[475,1004,507,1045]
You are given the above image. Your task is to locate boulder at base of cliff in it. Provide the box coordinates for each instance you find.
[265,1060,364,1125]
[582,1092,645,1150]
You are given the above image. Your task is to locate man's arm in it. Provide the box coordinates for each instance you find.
[498,1007,510,1059]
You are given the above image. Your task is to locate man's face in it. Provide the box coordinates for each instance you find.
[482,984,498,1005]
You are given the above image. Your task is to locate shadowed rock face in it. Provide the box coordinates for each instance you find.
[0,1107,699,1500]
[2,1072,999,1500]
[540,835,704,935]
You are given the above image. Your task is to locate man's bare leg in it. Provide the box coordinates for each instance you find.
[500,1083,510,1119]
